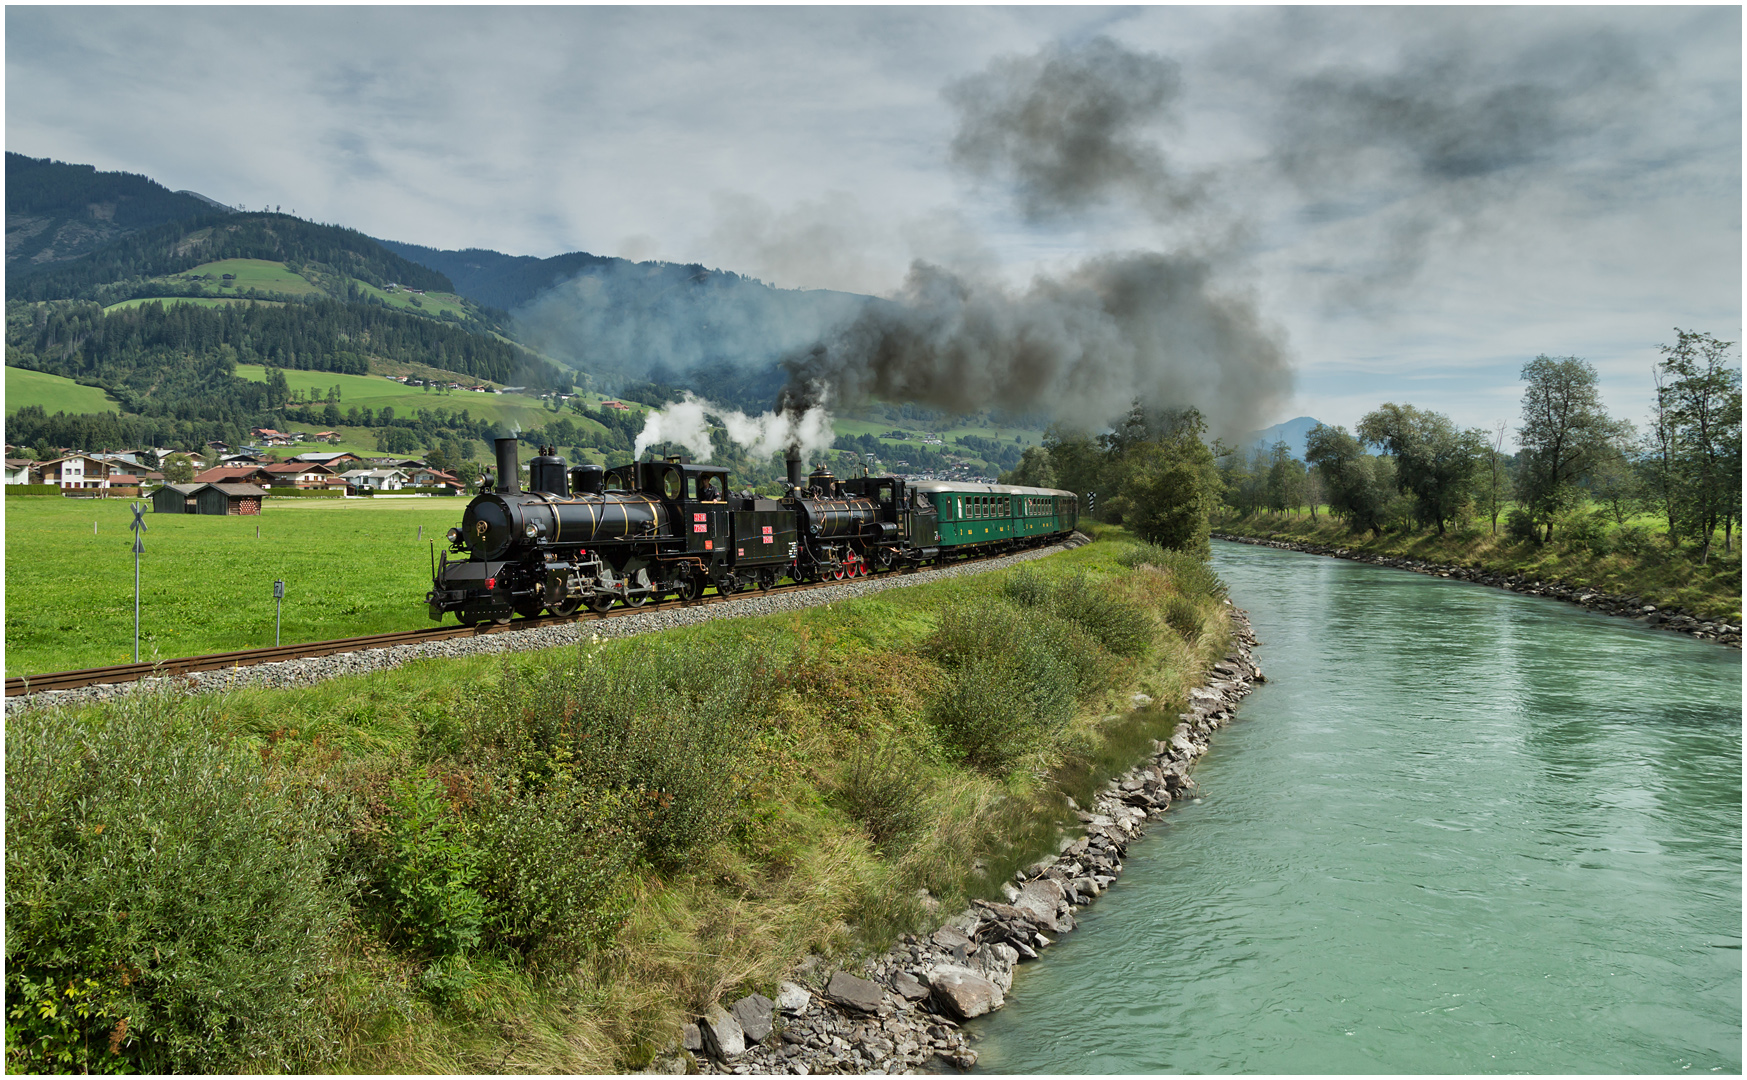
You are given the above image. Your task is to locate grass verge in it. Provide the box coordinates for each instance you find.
[6,528,1232,1073]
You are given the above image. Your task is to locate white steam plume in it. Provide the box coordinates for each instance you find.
[633,392,835,463]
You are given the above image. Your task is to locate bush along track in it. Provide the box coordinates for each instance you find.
[1214,532,1741,649]
[671,609,1262,1074]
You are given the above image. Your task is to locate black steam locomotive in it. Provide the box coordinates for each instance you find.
[427,436,1078,625]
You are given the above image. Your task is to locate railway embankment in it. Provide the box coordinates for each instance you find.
[6,528,1240,1074]
[668,608,1261,1074]
[1212,531,1742,648]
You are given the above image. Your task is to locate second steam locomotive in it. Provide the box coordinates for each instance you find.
[427,436,1079,625]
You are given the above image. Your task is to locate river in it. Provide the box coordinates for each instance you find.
[972,540,1741,1073]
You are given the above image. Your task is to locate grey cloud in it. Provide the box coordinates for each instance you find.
[944,35,1203,222]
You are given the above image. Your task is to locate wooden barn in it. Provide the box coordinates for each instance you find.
[150,483,205,514]
[150,482,266,515]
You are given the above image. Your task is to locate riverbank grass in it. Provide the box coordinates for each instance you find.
[1215,510,1740,622]
[6,528,1233,1073]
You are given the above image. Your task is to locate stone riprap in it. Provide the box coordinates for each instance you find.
[660,607,1261,1075]
[1214,532,1741,648]
[6,535,1093,717]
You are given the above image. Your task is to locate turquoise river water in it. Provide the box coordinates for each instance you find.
[972,540,1740,1073]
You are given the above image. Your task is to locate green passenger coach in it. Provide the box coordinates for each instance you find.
[907,481,1079,553]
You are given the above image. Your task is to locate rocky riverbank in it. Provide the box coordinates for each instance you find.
[653,607,1262,1075]
[1213,532,1742,648]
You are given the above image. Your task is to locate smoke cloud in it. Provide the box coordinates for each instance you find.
[632,391,835,463]
[778,253,1288,442]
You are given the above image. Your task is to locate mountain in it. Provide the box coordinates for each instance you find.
[382,238,874,413]
[1245,416,1322,460]
[6,152,230,275]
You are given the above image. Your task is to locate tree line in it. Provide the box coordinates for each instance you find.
[1222,331,1742,565]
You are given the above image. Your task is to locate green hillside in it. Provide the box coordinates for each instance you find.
[5,365,119,416]
[6,152,224,275]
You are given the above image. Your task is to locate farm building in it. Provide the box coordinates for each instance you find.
[150,482,267,515]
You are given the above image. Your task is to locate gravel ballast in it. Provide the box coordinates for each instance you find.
[7,538,1089,716]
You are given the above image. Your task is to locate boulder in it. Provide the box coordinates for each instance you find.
[776,981,811,1014]
[824,970,886,1013]
[731,992,775,1044]
[1013,877,1067,928]
[930,925,973,952]
[891,972,930,1002]
[926,964,1005,1020]
[682,1023,702,1051]
[699,1003,746,1060]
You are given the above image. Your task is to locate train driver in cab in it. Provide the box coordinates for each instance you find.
[699,475,725,502]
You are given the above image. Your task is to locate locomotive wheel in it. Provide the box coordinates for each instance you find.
[831,564,846,581]
[491,614,512,626]
[625,569,651,607]
[548,598,581,617]
[588,593,616,614]
[676,576,704,602]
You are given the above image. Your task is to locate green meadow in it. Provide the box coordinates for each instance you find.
[5,366,121,416]
[231,363,568,430]
[167,257,326,297]
[3,495,472,676]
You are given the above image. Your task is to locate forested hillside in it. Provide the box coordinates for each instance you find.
[6,152,224,274]
[8,213,454,304]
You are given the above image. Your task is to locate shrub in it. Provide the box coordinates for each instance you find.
[923,602,1083,772]
[829,742,930,853]
[1505,508,1540,544]
[5,691,345,1073]
[380,776,485,964]
[1164,595,1202,641]
[1049,570,1154,659]
[473,643,768,870]
[1118,543,1227,602]
[474,776,637,968]
[1001,566,1051,608]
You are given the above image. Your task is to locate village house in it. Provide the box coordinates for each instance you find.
[36,454,118,490]
[407,467,464,493]
[290,450,363,468]
[6,458,38,484]
[194,464,275,486]
[259,462,344,489]
[340,467,409,492]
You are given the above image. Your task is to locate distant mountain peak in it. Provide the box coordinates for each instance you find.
[175,190,236,212]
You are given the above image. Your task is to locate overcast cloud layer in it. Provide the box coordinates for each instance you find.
[7,6,1739,440]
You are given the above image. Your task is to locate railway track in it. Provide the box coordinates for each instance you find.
[5,544,1056,698]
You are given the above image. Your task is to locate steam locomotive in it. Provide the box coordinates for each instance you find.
[427,436,1079,625]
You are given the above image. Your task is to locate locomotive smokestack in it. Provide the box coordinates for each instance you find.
[785,445,805,489]
[494,436,522,494]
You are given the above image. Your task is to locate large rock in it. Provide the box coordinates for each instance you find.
[730,993,775,1043]
[824,970,886,1013]
[1013,877,1067,928]
[698,1003,745,1060]
[926,964,1005,1020]
[776,981,811,1014]
[891,972,930,1001]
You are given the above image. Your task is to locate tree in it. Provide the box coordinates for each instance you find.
[1304,423,1389,535]
[1481,421,1511,535]
[163,453,195,484]
[1000,446,1058,488]
[1264,441,1307,516]
[1105,408,1220,555]
[1648,330,1741,563]
[1515,355,1630,543]
[1357,403,1488,535]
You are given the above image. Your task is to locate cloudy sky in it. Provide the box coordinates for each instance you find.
[7,6,1740,441]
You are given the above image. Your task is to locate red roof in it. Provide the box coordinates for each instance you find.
[194,466,268,483]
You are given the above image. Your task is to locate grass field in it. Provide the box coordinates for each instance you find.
[231,363,566,432]
[5,365,121,415]
[4,496,472,676]
[352,279,472,319]
[168,257,327,297]
[103,296,286,313]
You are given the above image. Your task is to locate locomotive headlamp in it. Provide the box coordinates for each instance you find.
[447,528,463,545]
[524,522,539,537]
